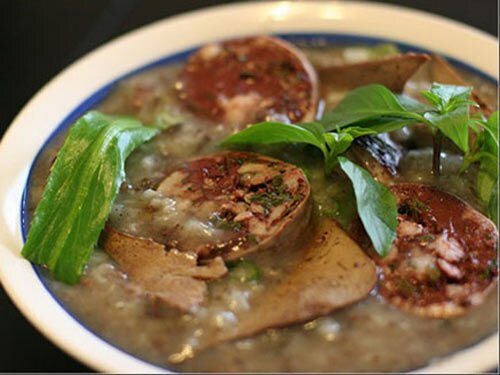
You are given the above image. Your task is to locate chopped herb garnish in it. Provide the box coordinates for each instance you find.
[270,175,284,188]
[399,198,431,221]
[249,190,292,210]
[481,267,493,280]
[209,213,242,232]
[482,259,498,280]
[396,278,417,297]
[418,234,435,243]
[226,259,262,282]
[427,267,441,284]
[410,198,431,212]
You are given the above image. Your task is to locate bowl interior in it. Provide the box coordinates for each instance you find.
[0,2,498,372]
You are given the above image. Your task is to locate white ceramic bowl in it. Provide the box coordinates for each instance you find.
[0,1,498,372]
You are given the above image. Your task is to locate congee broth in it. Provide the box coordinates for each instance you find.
[26,36,498,372]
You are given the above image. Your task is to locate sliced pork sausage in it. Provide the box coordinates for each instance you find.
[177,36,318,126]
[377,183,498,318]
[156,151,312,260]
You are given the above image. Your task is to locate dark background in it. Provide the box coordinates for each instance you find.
[0,0,497,372]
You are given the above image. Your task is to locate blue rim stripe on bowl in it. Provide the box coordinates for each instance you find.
[19,32,499,370]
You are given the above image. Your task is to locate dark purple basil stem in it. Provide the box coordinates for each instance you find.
[432,130,443,176]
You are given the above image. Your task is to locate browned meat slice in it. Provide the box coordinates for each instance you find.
[101,227,227,312]
[348,134,404,184]
[376,183,498,318]
[177,36,318,126]
[429,55,493,117]
[156,151,312,260]
[197,218,376,349]
[318,53,429,94]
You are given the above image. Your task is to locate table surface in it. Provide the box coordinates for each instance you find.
[0,0,498,372]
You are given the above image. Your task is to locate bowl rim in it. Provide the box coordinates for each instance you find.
[0,1,498,372]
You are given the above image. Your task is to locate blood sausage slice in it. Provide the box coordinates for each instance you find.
[156,151,312,260]
[177,36,318,126]
[377,183,498,318]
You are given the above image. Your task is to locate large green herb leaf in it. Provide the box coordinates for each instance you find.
[421,83,474,112]
[221,121,327,157]
[420,83,473,153]
[472,111,499,223]
[353,117,416,134]
[462,111,498,223]
[22,111,159,284]
[482,111,499,155]
[295,121,327,141]
[321,84,422,130]
[323,132,354,172]
[396,94,432,113]
[338,157,398,256]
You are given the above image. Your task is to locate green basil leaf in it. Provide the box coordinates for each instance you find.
[221,121,327,156]
[424,105,470,152]
[426,83,472,112]
[321,84,421,130]
[419,91,443,109]
[475,123,498,215]
[323,132,354,172]
[296,121,327,141]
[338,156,398,256]
[357,117,417,134]
[477,165,497,205]
[323,132,353,153]
[338,126,377,138]
[397,94,432,113]
[22,111,159,284]
[482,111,499,155]
[464,111,498,221]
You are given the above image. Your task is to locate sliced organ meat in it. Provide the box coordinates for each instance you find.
[177,36,318,126]
[377,183,498,318]
[318,53,430,95]
[156,151,312,260]
[101,226,227,312]
[198,218,377,349]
